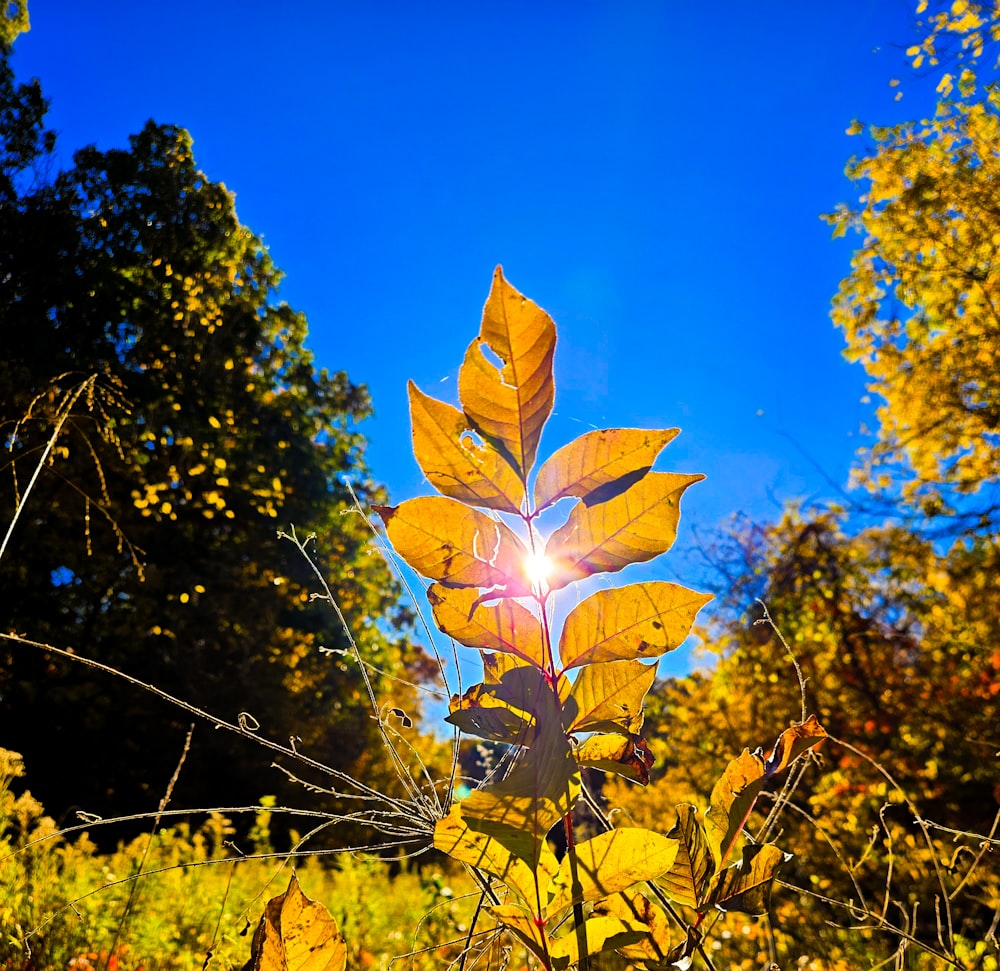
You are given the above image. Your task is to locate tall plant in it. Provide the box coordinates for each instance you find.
[319,267,828,970]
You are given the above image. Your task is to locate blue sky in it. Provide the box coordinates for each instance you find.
[12,2,943,636]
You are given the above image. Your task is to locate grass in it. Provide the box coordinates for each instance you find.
[0,748,481,971]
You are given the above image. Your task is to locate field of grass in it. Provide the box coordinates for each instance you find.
[0,748,487,971]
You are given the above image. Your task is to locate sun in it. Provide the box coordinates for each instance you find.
[523,549,553,588]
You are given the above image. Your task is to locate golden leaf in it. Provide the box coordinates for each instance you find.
[544,472,704,589]
[373,498,529,594]
[534,427,679,511]
[660,805,714,909]
[558,581,712,670]
[458,266,556,479]
[434,803,557,909]
[408,381,524,513]
[427,583,547,668]
[547,829,679,913]
[575,733,655,784]
[564,659,657,736]
[242,873,346,971]
[460,694,580,868]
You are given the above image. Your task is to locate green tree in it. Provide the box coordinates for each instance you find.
[0,42,428,830]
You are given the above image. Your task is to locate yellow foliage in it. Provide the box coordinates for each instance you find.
[832,68,1000,499]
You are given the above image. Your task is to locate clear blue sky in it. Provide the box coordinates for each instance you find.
[12,2,942,614]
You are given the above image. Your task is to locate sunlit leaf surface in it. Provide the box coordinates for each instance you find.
[544,472,704,589]
[558,581,712,670]
[458,266,556,478]
[374,497,529,594]
[534,427,679,511]
[408,381,525,512]
[242,873,346,971]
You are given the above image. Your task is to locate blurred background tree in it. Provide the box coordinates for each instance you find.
[0,24,438,839]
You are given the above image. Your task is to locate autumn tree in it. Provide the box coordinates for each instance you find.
[826,0,1000,524]
[604,5,1000,965]
[0,39,430,830]
[610,511,999,964]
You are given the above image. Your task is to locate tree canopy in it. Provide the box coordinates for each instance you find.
[825,0,1000,524]
[605,4,1000,964]
[0,39,429,829]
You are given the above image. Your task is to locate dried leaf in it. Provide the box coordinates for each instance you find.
[558,581,712,670]
[242,873,346,971]
[408,381,525,513]
[703,843,790,915]
[575,733,655,784]
[458,266,556,478]
[534,427,680,511]
[544,472,704,590]
[705,718,827,868]
[488,904,549,964]
[764,713,827,775]
[659,804,714,909]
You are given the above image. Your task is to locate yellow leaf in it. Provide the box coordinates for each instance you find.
[547,916,646,968]
[558,581,712,669]
[660,805,714,909]
[534,427,680,511]
[434,803,557,909]
[242,873,346,971]
[703,843,789,915]
[460,694,579,868]
[427,583,548,668]
[458,266,556,478]
[547,829,679,913]
[446,661,548,744]
[595,892,699,969]
[408,381,525,513]
[446,679,536,743]
[487,904,549,963]
[373,498,530,594]
[564,659,657,735]
[575,732,655,784]
[763,713,827,775]
[544,472,704,589]
[705,717,826,868]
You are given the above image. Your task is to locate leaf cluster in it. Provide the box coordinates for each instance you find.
[371,268,827,969]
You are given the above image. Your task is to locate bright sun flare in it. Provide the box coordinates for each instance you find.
[524,550,553,587]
